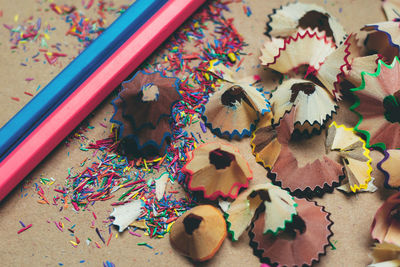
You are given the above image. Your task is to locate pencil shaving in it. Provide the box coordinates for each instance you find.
[266,2,346,46]
[371,192,400,247]
[316,34,354,99]
[225,183,297,241]
[155,172,169,201]
[250,112,281,169]
[350,57,400,150]
[363,22,400,63]
[203,64,270,139]
[249,198,333,267]
[110,200,143,232]
[326,122,373,192]
[379,149,400,189]
[268,110,343,195]
[270,78,337,134]
[169,205,227,262]
[183,142,252,200]
[260,28,336,74]
[208,63,270,115]
[369,242,400,266]
[111,71,182,155]
[113,71,181,131]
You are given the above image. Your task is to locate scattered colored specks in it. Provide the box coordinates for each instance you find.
[137,242,153,249]
[330,239,338,250]
[24,91,34,96]
[243,5,252,17]
[103,261,115,267]
[17,223,32,234]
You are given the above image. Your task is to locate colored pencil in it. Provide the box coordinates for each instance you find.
[0,0,206,202]
[0,0,168,160]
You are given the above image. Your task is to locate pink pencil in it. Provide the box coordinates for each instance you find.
[0,0,206,202]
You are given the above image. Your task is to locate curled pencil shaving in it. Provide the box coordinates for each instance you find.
[315,33,351,99]
[263,29,364,99]
[183,142,252,200]
[379,149,400,189]
[169,205,227,262]
[208,62,270,115]
[260,28,336,75]
[249,198,333,267]
[266,2,346,46]
[225,183,297,241]
[272,144,343,193]
[371,192,400,247]
[337,177,378,193]
[110,71,181,154]
[266,110,343,194]
[341,34,381,87]
[113,71,181,131]
[270,78,337,134]
[350,57,400,150]
[262,31,374,101]
[368,242,400,267]
[203,64,270,139]
[326,122,373,193]
[250,112,282,169]
[362,22,400,63]
[345,55,381,87]
[260,29,350,132]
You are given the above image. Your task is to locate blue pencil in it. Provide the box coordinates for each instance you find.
[0,0,168,160]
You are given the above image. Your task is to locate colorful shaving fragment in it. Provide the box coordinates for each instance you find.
[362,21,400,63]
[110,71,182,156]
[350,57,400,150]
[378,149,400,189]
[250,112,281,169]
[183,142,253,200]
[17,224,32,234]
[202,63,270,139]
[266,2,346,46]
[371,192,400,246]
[225,183,297,241]
[260,29,345,133]
[249,198,333,267]
[4,16,53,48]
[326,122,373,193]
[254,110,343,196]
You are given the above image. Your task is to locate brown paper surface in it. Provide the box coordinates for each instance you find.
[0,0,396,266]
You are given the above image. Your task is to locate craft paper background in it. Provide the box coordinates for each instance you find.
[0,0,396,266]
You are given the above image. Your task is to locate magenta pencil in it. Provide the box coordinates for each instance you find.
[0,0,206,202]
